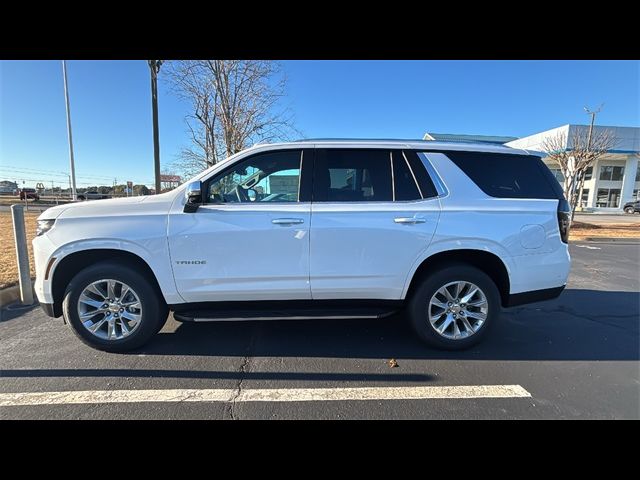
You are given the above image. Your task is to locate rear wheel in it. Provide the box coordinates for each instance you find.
[62,262,168,352]
[624,206,635,214]
[407,264,500,350]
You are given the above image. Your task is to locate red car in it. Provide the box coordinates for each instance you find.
[19,188,40,201]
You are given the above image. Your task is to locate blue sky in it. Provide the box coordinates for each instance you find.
[1,60,638,188]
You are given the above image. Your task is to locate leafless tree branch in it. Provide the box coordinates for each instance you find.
[164,60,300,178]
[543,127,617,220]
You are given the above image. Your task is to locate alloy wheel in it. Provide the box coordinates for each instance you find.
[427,281,488,340]
[77,279,142,341]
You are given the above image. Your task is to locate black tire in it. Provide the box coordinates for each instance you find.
[624,207,635,214]
[62,261,168,352]
[407,264,500,350]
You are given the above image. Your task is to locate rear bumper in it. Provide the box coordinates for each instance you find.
[505,285,565,307]
[508,246,571,295]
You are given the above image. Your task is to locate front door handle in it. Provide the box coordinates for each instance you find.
[394,217,426,225]
[272,218,305,225]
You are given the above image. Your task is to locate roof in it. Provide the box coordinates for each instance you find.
[506,124,640,154]
[423,132,519,144]
[256,138,530,155]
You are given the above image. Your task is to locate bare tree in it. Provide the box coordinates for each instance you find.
[165,60,298,177]
[543,127,616,221]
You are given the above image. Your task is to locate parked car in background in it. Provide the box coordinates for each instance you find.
[19,188,39,201]
[77,190,111,201]
[33,139,571,353]
[623,201,640,214]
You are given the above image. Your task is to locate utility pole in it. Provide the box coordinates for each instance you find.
[575,104,604,215]
[584,104,603,151]
[62,60,78,201]
[148,60,163,195]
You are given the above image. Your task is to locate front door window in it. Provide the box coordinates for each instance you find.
[207,150,302,203]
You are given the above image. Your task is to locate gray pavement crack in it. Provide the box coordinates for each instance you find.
[228,355,250,420]
[227,327,259,420]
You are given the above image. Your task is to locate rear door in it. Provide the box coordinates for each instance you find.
[309,148,441,300]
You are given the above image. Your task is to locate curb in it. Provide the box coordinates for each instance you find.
[584,237,640,244]
[0,283,36,308]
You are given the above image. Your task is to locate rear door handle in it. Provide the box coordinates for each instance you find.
[272,218,305,225]
[394,217,426,224]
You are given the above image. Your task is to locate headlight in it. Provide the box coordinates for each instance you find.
[36,219,55,236]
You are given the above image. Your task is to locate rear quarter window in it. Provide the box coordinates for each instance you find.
[443,151,562,199]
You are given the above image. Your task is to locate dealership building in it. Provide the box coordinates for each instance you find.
[424,125,640,212]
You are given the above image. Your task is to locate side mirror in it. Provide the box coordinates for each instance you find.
[184,181,203,213]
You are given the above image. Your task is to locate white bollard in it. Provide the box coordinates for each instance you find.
[11,205,34,305]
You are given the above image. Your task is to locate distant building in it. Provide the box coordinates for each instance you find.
[507,125,640,212]
[0,180,18,194]
[424,125,640,212]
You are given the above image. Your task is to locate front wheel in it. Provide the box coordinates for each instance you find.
[624,206,635,214]
[62,262,168,352]
[407,264,501,350]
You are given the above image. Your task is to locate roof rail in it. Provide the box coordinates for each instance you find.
[294,138,441,143]
[292,137,509,144]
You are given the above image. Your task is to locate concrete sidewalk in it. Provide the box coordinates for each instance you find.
[574,213,639,225]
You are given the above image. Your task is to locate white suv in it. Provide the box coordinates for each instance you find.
[33,139,571,352]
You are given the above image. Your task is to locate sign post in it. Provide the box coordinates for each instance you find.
[11,205,34,305]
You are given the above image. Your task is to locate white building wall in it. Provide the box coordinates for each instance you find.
[508,125,640,153]
[621,157,639,204]
[507,125,571,151]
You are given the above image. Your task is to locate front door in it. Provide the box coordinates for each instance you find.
[309,148,441,300]
[168,149,312,303]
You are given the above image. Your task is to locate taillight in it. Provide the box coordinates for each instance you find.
[557,199,570,243]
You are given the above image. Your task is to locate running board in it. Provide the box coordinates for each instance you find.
[173,307,398,323]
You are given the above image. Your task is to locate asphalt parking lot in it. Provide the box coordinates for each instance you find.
[1,243,638,419]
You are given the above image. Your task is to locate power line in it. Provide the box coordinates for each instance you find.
[0,165,70,175]
[0,168,154,185]
[0,167,115,181]
[4,176,155,187]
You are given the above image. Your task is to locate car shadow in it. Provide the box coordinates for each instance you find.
[136,289,639,361]
[0,368,434,383]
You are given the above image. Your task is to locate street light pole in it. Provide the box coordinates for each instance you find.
[584,104,602,151]
[576,104,603,215]
[148,60,163,195]
[62,60,78,201]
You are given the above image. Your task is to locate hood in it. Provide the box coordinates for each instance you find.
[38,195,150,220]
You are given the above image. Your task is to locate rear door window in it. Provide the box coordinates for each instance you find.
[443,151,561,199]
[313,149,393,202]
[392,151,421,201]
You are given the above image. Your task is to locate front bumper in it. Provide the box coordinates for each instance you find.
[40,302,57,318]
[32,234,58,305]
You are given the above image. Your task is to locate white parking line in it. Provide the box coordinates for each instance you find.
[574,244,602,250]
[0,385,530,407]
